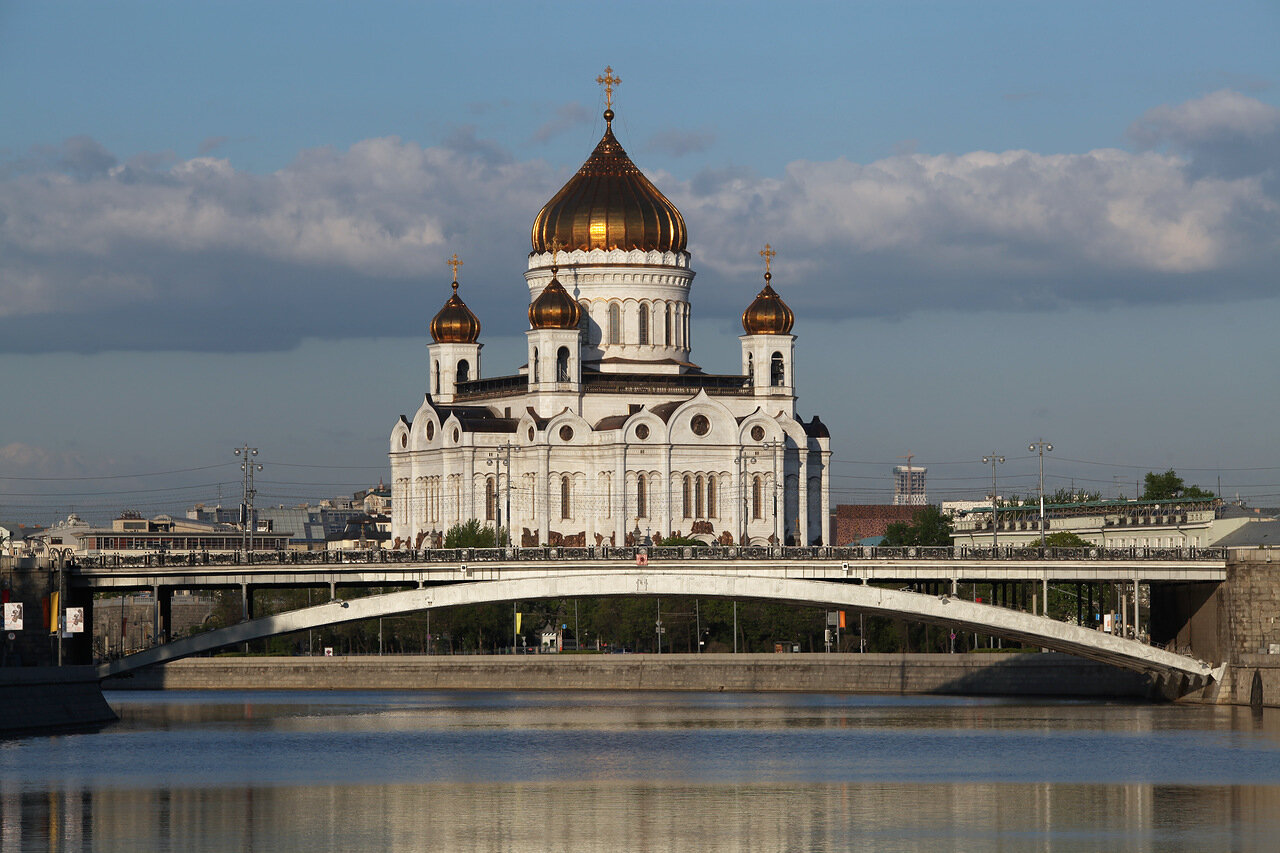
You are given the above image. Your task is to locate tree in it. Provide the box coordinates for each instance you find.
[444,518,506,548]
[881,505,953,546]
[1141,470,1214,501]
[1043,531,1092,547]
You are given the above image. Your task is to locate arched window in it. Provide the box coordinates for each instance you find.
[457,359,470,384]
[608,303,621,345]
[560,475,571,519]
[532,348,540,383]
[433,360,441,395]
[485,477,496,521]
[682,475,692,519]
[665,304,673,345]
[695,475,705,518]
[579,305,590,345]
[770,352,784,387]
[684,311,690,348]
[556,347,570,382]
[752,475,762,520]
[746,353,754,386]
[636,474,647,518]
[638,306,650,345]
[706,475,716,518]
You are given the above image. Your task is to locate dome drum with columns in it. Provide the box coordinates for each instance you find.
[391,71,831,549]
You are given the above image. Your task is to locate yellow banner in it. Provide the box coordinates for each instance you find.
[50,591,60,632]
[515,612,522,634]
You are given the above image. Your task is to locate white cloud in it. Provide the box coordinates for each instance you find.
[1,91,1276,353]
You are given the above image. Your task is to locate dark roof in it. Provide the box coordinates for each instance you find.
[803,415,830,438]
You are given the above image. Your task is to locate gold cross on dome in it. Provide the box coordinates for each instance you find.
[597,66,620,109]
[760,244,776,276]
[548,237,564,267]
[447,253,463,288]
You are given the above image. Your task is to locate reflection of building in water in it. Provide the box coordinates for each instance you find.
[11,777,1280,850]
[390,73,832,548]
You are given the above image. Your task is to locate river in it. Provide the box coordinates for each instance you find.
[2,690,1279,851]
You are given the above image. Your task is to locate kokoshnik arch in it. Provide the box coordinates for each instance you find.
[389,70,832,550]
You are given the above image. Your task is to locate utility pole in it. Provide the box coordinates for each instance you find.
[982,453,1005,550]
[234,446,262,554]
[1029,440,1053,547]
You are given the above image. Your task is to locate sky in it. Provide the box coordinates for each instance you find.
[2,1,1279,523]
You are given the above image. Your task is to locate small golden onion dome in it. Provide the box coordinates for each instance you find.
[430,280,481,343]
[529,270,582,330]
[741,272,795,335]
[531,112,687,254]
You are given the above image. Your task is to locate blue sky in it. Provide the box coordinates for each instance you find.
[2,1,1278,521]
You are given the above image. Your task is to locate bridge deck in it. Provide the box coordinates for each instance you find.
[74,556,1227,590]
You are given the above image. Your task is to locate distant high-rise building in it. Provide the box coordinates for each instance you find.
[893,465,927,505]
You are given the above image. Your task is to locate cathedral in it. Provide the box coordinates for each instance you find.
[389,70,832,549]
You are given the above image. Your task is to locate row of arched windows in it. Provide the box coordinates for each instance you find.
[594,300,689,348]
[431,359,471,396]
[531,347,571,383]
[681,474,718,520]
[745,352,787,387]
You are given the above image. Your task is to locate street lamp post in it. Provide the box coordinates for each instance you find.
[982,454,1005,551]
[486,443,515,550]
[233,446,262,556]
[1030,440,1053,547]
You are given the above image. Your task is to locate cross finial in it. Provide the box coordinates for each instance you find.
[447,253,463,291]
[548,237,564,270]
[597,66,620,110]
[760,243,776,280]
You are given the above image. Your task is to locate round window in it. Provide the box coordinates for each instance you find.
[691,415,710,436]
[400,433,407,448]
[635,424,650,440]
[528,426,535,441]
[751,425,765,442]
[426,422,436,441]
[559,425,574,441]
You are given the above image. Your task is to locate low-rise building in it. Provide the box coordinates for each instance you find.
[950,497,1223,549]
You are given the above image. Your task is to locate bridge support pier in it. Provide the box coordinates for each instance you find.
[241,584,256,621]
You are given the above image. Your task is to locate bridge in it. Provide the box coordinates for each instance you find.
[81,545,1226,688]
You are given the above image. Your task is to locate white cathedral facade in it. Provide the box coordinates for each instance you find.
[389,76,832,548]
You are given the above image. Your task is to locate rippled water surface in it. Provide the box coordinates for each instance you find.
[3,690,1280,851]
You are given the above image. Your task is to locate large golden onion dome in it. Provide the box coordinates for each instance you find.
[430,279,481,344]
[742,272,795,335]
[529,267,582,330]
[531,109,687,254]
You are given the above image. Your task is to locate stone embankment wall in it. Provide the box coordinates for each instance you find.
[1200,550,1280,707]
[0,666,118,733]
[106,652,1155,698]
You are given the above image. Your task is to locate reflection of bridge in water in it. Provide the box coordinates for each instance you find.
[77,545,1227,687]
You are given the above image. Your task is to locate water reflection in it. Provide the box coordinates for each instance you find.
[2,692,1279,851]
[6,780,1280,852]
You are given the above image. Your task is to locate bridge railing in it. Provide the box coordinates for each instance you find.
[71,544,1228,570]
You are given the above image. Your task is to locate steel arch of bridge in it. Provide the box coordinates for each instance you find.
[99,571,1216,684]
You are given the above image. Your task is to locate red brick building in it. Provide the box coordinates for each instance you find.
[833,504,921,545]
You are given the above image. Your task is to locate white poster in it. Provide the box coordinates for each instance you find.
[66,607,85,633]
[2,602,21,630]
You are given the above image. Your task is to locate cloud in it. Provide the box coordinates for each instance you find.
[2,90,1277,354]
[645,128,716,157]
[1128,89,1280,178]
[531,102,590,144]
[198,135,230,155]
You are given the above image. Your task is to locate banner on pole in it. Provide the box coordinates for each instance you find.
[515,612,522,634]
[2,602,21,630]
[66,607,85,633]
